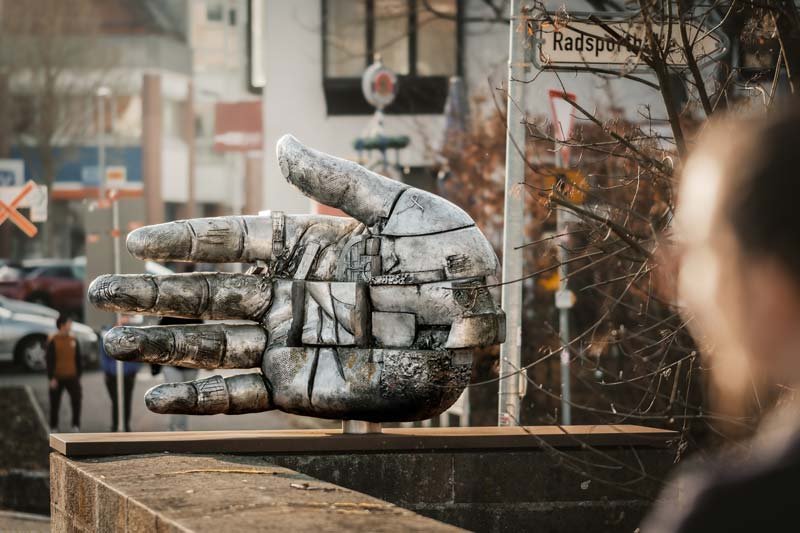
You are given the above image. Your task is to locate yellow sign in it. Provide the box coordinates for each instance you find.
[538,270,560,292]
[539,168,588,204]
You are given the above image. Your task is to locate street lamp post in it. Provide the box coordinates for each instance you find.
[97,85,125,432]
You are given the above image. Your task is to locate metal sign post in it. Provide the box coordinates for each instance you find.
[97,85,125,433]
[548,89,577,426]
[498,0,531,427]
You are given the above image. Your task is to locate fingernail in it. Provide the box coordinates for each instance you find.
[127,222,192,261]
[145,383,197,414]
[88,275,157,313]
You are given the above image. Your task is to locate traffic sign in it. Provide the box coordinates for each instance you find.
[535,14,727,71]
[105,166,127,188]
[82,165,129,187]
[555,289,576,309]
[362,60,399,110]
[542,168,588,204]
[0,159,24,186]
[0,181,47,237]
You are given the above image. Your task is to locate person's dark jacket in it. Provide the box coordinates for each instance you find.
[643,417,800,532]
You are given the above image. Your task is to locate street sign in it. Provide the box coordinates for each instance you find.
[535,14,727,71]
[0,181,47,237]
[213,101,263,153]
[25,184,48,222]
[0,159,24,186]
[362,60,399,111]
[82,165,129,188]
[106,166,127,188]
[541,168,588,204]
[555,288,576,309]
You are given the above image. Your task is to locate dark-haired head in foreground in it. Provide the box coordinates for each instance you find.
[644,106,800,532]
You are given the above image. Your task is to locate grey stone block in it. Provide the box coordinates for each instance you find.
[264,452,454,505]
[127,500,158,533]
[452,449,671,504]
[96,483,126,532]
[415,501,649,533]
[63,462,97,529]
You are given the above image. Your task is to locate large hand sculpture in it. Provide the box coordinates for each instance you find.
[89,135,504,423]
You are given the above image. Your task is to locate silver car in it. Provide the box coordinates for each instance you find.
[0,295,98,371]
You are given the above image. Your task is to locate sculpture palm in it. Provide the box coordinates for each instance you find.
[89,135,504,422]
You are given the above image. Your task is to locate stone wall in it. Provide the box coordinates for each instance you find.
[49,426,677,532]
[50,453,460,532]
[260,444,674,531]
[0,386,50,515]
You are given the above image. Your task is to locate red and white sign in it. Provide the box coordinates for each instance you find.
[105,166,127,187]
[548,90,577,164]
[362,61,399,110]
[214,101,263,153]
[0,181,48,237]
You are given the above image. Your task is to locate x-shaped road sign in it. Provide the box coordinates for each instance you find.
[0,181,38,237]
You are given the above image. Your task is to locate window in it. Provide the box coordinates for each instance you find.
[323,0,461,115]
[326,1,367,77]
[416,0,457,75]
[207,2,224,22]
[374,0,409,74]
[229,8,237,26]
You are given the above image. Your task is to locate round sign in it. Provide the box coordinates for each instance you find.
[361,60,399,110]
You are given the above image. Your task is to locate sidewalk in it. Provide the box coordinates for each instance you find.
[0,510,49,532]
[1,367,338,433]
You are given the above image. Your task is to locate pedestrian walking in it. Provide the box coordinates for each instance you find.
[46,313,82,432]
[100,325,141,432]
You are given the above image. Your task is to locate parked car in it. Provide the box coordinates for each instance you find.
[0,259,84,318]
[0,257,174,320]
[0,295,98,371]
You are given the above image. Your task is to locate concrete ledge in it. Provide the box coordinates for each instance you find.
[50,453,461,532]
[51,424,676,457]
[50,425,677,531]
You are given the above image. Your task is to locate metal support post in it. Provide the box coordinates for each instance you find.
[554,150,571,426]
[342,421,382,434]
[98,86,125,432]
[498,0,530,426]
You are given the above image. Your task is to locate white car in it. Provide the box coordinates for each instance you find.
[0,296,98,372]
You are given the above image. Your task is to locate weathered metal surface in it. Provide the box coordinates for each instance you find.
[88,135,505,423]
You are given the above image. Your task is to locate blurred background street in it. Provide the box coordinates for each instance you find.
[0,365,335,433]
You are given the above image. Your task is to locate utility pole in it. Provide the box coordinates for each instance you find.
[98,85,125,432]
[498,0,530,426]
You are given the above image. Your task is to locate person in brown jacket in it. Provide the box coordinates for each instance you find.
[46,313,82,432]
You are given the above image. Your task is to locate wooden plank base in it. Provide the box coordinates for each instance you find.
[51,424,677,457]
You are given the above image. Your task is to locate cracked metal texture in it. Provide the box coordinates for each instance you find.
[89,135,505,423]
